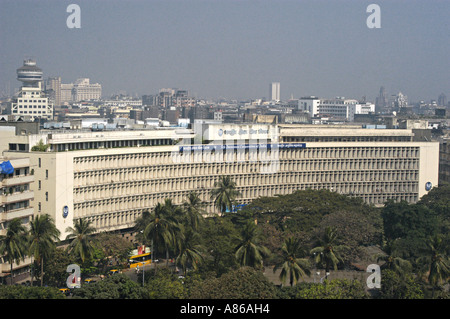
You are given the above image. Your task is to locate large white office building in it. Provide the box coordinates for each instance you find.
[2,123,439,240]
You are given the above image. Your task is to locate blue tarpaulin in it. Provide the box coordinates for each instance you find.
[0,161,14,174]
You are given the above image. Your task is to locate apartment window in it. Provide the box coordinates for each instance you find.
[46,170,48,179]
[45,192,48,201]
[38,180,41,190]
[38,202,41,212]
[39,158,41,168]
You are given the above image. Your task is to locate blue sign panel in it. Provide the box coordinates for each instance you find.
[179,143,306,152]
[63,205,69,218]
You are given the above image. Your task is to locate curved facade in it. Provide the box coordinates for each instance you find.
[17,59,43,87]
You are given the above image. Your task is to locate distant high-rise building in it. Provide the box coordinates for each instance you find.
[388,92,408,110]
[438,93,447,107]
[8,59,53,120]
[60,83,74,103]
[156,88,195,108]
[270,82,280,101]
[71,78,102,102]
[375,86,387,113]
[45,77,61,107]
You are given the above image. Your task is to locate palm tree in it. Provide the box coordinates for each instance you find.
[65,218,97,263]
[133,209,152,245]
[274,237,311,286]
[144,202,181,270]
[161,199,184,265]
[416,234,450,297]
[310,226,346,280]
[235,221,269,268]
[182,191,206,230]
[28,214,60,286]
[377,239,412,275]
[0,218,28,285]
[176,228,204,276]
[210,176,241,215]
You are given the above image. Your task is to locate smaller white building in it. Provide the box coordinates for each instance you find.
[355,102,375,115]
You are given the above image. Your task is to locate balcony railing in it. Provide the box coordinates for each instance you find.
[1,190,34,204]
[1,175,34,187]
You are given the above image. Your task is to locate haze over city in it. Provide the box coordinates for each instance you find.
[0,0,449,102]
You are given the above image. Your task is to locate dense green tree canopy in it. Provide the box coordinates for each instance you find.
[189,267,279,299]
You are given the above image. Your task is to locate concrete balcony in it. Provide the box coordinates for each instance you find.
[0,256,33,273]
[0,207,34,223]
[8,158,30,169]
[1,190,34,204]
[2,175,34,187]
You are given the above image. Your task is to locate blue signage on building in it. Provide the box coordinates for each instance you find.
[63,205,69,218]
[179,143,306,152]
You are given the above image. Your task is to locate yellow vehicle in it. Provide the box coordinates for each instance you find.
[129,252,151,269]
[59,288,70,296]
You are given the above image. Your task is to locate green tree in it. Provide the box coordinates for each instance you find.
[0,285,65,299]
[296,279,368,299]
[198,217,239,276]
[310,226,346,279]
[65,218,97,263]
[379,269,424,299]
[189,267,279,299]
[235,221,270,269]
[382,200,438,247]
[94,232,133,272]
[182,191,206,230]
[0,218,28,285]
[176,228,204,276]
[273,237,311,286]
[31,139,50,152]
[416,234,450,297]
[417,183,450,235]
[71,273,146,299]
[133,209,153,245]
[377,240,412,275]
[42,247,77,287]
[143,267,187,299]
[143,202,180,271]
[160,198,184,264]
[28,214,60,286]
[210,176,241,215]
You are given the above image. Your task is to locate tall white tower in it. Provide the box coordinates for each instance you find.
[270,82,280,102]
[9,59,53,120]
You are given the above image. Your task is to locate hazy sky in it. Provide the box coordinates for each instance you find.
[0,0,449,102]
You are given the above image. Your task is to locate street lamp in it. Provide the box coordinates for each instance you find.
[135,262,149,287]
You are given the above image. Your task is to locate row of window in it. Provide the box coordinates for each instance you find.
[73,181,419,224]
[73,158,419,187]
[73,146,421,171]
[17,111,49,114]
[18,99,46,103]
[74,174,419,204]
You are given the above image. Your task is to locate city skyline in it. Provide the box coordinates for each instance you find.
[0,0,449,102]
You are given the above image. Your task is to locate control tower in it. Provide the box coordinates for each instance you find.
[17,59,43,88]
[8,58,53,120]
